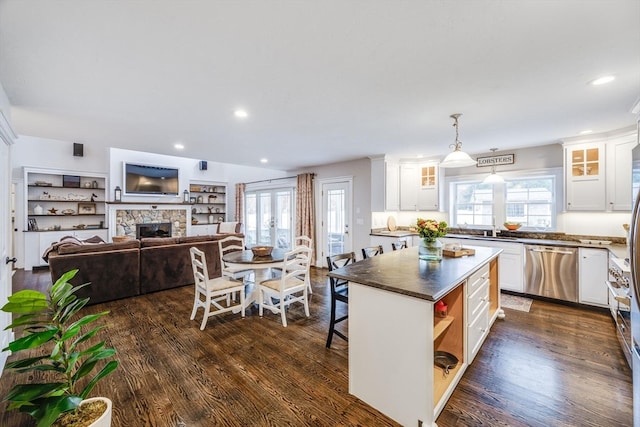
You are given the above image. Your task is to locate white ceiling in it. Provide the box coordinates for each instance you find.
[1,1,639,171]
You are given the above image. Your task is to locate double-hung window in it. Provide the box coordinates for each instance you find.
[505,177,555,228]
[452,182,495,227]
[451,175,556,230]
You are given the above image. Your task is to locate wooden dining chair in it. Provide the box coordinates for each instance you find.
[258,245,312,327]
[189,247,246,330]
[391,240,408,251]
[218,236,254,283]
[361,245,383,259]
[326,251,356,348]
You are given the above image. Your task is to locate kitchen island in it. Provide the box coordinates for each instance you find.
[328,246,502,427]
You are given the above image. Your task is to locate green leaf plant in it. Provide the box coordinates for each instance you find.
[1,269,119,427]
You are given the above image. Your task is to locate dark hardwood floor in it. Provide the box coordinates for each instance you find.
[1,268,633,426]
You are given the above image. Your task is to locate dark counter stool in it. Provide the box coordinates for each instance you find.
[361,245,383,259]
[391,240,408,251]
[326,251,356,348]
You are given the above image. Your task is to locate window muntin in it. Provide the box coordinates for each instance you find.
[505,177,554,229]
[453,182,494,226]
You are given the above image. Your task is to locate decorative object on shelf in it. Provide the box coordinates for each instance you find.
[78,202,97,214]
[114,186,122,202]
[208,213,214,224]
[192,218,198,225]
[48,207,58,215]
[190,197,196,204]
[197,195,203,203]
[192,207,197,214]
[183,189,190,203]
[92,180,98,188]
[52,225,61,231]
[91,193,98,202]
[63,174,81,188]
[33,204,44,215]
[62,209,76,215]
[28,218,38,231]
[218,216,224,222]
[416,218,448,261]
[504,222,522,230]
[73,224,86,229]
[34,180,52,186]
[435,299,448,317]
[215,207,220,213]
[84,182,92,188]
[208,194,217,203]
[440,113,477,168]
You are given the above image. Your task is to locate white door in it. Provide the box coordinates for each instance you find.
[244,188,294,249]
[0,115,16,370]
[320,179,353,266]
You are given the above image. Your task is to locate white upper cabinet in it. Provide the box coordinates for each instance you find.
[564,141,606,211]
[563,127,638,212]
[606,132,637,211]
[399,161,440,211]
[370,157,399,211]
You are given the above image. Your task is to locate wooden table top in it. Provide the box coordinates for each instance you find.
[222,248,287,265]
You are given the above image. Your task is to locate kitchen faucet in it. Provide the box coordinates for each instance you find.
[491,216,498,237]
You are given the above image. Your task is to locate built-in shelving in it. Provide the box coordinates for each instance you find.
[189,181,227,227]
[23,167,108,269]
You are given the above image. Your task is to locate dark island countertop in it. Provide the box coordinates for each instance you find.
[328,246,501,301]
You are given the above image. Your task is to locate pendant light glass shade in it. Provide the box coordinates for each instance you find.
[482,168,505,184]
[440,113,477,168]
[482,148,504,184]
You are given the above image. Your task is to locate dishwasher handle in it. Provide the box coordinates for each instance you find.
[528,248,575,255]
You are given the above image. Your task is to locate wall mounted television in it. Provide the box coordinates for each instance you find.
[123,163,179,196]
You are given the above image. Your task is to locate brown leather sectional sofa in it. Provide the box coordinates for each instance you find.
[47,234,244,305]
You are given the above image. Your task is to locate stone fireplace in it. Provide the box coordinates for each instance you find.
[111,205,188,238]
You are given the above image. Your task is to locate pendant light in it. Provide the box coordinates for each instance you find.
[440,113,477,168]
[482,148,505,184]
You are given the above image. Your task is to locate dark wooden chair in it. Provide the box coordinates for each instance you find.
[326,251,356,348]
[391,240,408,251]
[361,245,383,259]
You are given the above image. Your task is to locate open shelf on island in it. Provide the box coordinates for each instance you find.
[433,316,454,341]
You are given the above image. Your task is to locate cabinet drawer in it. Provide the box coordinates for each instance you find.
[468,263,490,294]
[467,279,489,320]
[468,302,489,363]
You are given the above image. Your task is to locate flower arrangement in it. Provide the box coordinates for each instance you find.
[416,218,448,242]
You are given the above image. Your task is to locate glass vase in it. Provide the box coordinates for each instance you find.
[418,238,443,261]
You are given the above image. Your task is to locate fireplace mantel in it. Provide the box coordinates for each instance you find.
[106,202,192,206]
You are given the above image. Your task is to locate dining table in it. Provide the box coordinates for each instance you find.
[222,248,287,309]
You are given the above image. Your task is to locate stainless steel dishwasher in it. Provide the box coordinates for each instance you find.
[524,245,578,302]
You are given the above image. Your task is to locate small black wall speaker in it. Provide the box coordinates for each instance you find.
[199,160,208,170]
[73,143,84,157]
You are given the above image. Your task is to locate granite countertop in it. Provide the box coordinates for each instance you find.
[370,229,627,259]
[328,245,501,302]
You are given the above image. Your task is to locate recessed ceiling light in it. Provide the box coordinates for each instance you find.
[234,109,248,119]
[174,143,184,150]
[591,75,615,85]
[260,158,268,164]
[579,130,593,135]
[416,154,423,159]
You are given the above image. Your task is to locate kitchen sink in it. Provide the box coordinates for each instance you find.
[476,235,519,240]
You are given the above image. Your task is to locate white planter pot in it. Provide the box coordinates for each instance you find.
[81,397,112,427]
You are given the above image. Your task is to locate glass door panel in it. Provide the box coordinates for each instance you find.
[244,188,294,248]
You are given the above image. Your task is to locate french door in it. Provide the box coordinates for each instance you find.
[320,178,353,266]
[244,188,294,249]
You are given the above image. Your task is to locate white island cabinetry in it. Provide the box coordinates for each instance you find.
[334,247,501,426]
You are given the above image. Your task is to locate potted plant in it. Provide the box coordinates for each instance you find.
[1,269,119,427]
